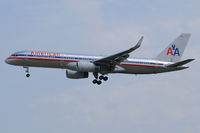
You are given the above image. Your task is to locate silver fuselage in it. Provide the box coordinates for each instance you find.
[5,51,187,74]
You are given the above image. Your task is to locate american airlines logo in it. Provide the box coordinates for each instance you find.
[31,51,60,56]
[166,44,180,56]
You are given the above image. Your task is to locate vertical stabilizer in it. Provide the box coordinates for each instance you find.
[154,33,191,62]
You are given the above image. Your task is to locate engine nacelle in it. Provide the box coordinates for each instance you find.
[66,62,99,72]
[66,70,88,79]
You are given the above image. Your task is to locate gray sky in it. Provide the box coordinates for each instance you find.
[0,0,199,133]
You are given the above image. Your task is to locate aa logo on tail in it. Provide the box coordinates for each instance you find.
[166,44,180,56]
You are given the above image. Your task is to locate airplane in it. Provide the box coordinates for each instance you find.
[5,33,194,85]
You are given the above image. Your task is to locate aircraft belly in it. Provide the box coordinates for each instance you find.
[8,59,26,66]
[115,65,165,74]
[124,65,154,74]
[23,59,64,68]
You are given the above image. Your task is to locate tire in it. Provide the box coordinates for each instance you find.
[93,79,97,84]
[26,74,30,78]
[103,76,108,81]
[97,80,102,85]
[99,75,104,80]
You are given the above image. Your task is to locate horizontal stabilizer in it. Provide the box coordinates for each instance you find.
[167,59,195,67]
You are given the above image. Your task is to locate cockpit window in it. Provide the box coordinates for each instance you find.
[11,54,18,56]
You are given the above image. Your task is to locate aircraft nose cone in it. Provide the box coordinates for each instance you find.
[5,58,10,64]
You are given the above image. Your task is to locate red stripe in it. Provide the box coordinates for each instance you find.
[122,63,161,68]
[7,57,78,62]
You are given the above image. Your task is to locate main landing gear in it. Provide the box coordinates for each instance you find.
[92,73,108,85]
[24,66,30,78]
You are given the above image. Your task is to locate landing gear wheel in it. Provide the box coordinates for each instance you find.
[97,80,102,85]
[92,73,108,85]
[99,75,108,81]
[26,74,30,78]
[92,79,102,85]
[24,66,30,78]
[103,76,108,81]
[93,79,98,84]
[99,75,104,80]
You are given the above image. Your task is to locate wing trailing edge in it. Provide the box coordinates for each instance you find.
[94,36,143,65]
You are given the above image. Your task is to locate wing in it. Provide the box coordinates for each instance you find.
[94,36,143,65]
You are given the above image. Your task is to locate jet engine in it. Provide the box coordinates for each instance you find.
[66,62,100,72]
[66,69,89,79]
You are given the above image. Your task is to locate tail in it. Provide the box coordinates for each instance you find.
[154,33,191,62]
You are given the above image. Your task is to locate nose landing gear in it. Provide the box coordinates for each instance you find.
[24,66,30,78]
